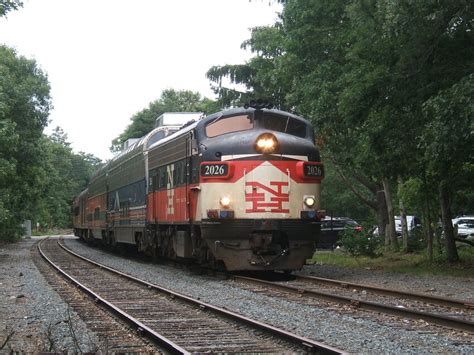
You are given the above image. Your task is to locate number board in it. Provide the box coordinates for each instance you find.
[200,163,229,178]
[304,163,324,178]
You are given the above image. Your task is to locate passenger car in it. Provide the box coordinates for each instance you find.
[317,217,361,249]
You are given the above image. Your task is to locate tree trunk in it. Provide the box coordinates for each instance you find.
[439,180,459,262]
[383,178,398,250]
[421,171,433,260]
[376,188,388,239]
[422,192,433,261]
[398,178,408,253]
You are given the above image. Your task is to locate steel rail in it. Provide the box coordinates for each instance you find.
[294,274,474,310]
[38,238,190,355]
[56,239,346,354]
[233,275,474,334]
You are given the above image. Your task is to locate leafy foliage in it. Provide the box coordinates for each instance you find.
[321,160,375,222]
[0,43,101,241]
[35,128,102,230]
[0,0,22,16]
[340,225,381,257]
[0,45,51,240]
[208,0,474,259]
[207,24,291,109]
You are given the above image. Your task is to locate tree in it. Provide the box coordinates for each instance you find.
[0,45,52,240]
[35,128,102,230]
[0,0,22,17]
[207,0,473,259]
[207,23,291,109]
[420,74,474,262]
[110,89,219,152]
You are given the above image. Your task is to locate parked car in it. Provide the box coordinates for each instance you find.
[452,216,474,241]
[395,215,422,236]
[317,217,362,249]
[372,216,422,237]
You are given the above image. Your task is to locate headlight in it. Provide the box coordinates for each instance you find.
[304,195,316,208]
[255,133,278,153]
[220,196,231,209]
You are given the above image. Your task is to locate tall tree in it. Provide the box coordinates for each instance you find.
[207,0,473,258]
[207,23,290,109]
[35,128,102,229]
[420,74,473,262]
[0,45,52,240]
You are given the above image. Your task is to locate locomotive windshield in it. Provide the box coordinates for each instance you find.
[261,113,307,138]
[205,111,309,139]
[206,114,253,137]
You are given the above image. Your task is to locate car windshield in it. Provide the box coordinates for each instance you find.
[458,221,474,228]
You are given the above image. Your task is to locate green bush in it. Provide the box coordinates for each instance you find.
[340,226,382,257]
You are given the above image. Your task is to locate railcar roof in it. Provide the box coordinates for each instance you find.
[147,120,199,150]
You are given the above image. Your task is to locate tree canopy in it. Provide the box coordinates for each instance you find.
[0,32,101,240]
[208,0,473,261]
[0,0,22,17]
[0,45,52,239]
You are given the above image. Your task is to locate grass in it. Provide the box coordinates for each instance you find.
[311,245,474,278]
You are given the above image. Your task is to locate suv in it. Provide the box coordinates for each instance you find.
[318,217,361,249]
[395,216,422,236]
[452,216,474,241]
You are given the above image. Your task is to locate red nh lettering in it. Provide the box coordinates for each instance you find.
[245,181,289,213]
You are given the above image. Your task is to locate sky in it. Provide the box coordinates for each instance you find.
[0,0,282,161]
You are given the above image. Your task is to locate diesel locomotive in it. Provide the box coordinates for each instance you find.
[73,105,324,271]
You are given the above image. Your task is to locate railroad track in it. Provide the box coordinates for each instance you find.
[38,238,345,354]
[232,273,474,334]
[31,245,156,353]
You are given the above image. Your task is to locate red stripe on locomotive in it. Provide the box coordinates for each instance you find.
[200,160,323,184]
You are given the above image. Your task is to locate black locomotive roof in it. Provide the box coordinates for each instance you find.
[200,107,309,126]
[147,106,313,151]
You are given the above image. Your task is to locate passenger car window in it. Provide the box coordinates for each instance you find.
[206,115,253,137]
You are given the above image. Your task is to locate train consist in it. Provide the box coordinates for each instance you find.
[73,105,324,271]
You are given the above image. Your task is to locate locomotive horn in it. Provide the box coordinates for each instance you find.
[244,100,274,110]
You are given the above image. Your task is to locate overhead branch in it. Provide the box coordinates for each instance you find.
[328,155,378,210]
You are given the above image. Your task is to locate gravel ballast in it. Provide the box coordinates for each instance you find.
[0,238,100,352]
[1,236,473,353]
[62,236,473,354]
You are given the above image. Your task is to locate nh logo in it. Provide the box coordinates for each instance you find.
[245,181,289,213]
